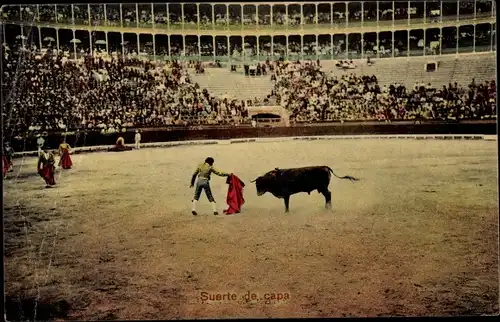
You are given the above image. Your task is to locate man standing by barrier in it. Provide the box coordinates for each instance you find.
[3,142,14,174]
[135,130,141,150]
[190,157,231,216]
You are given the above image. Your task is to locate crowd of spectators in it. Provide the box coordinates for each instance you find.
[1,40,496,139]
[270,59,496,123]
[2,43,250,138]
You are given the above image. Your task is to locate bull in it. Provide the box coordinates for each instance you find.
[250,166,358,213]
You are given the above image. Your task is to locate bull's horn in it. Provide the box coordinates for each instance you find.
[250,178,257,183]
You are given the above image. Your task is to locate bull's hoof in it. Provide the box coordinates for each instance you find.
[192,211,198,216]
[325,203,332,209]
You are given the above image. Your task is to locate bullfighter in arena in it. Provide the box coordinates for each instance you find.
[190,157,231,216]
[134,130,142,149]
[3,142,14,177]
[108,136,133,152]
[58,139,73,169]
[38,148,56,188]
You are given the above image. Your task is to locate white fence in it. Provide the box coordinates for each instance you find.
[12,134,496,158]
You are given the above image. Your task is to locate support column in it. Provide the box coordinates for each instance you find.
[36,4,40,22]
[182,3,185,26]
[212,4,215,25]
[315,3,318,25]
[20,26,25,49]
[376,32,379,58]
[392,1,395,28]
[183,35,186,57]
[331,34,334,59]
[407,0,410,25]
[473,24,476,52]
[87,4,91,26]
[271,36,274,57]
[424,30,427,56]
[256,5,259,27]
[136,3,139,27]
[457,0,460,22]
[120,4,123,28]
[227,36,230,59]
[226,4,229,28]
[73,29,77,58]
[241,4,244,27]
[151,3,155,28]
[121,32,125,56]
[439,28,442,55]
[286,35,288,57]
[316,34,319,59]
[104,4,107,25]
[55,5,58,23]
[423,1,426,24]
[105,31,109,53]
[285,4,288,26]
[361,33,364,59]
[198,35,201,58]
[361,2,363,27]
[71,4,74,24]
[456,26,459,55]
[345,2,348,27]
[89,31,93,56]
[168,35,171,57]
[491,23,494,51]
[392,30,395,57]
[257,36,260,60]
[377,1,379,22]
[197,3,200,29]
[331,3,333,26]
[213,36,216,59]
[137,33,140,55]
[153,34,156,60]
[407,30,410,57]
[56,28,59,52]
[301,35,304,59]
[166,4,169,29]
[300,4,303,25]
[38,27,42,50]
[270,5,273,26]
[440,0,443,23]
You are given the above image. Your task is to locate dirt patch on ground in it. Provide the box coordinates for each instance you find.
[3,140,498,319]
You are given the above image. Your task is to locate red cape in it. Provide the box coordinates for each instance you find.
[59,151,73,169]
[2,155,8,177]
[223,174,245,215]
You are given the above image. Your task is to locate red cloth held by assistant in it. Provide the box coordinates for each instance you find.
[59,151,73,169]
[224,174,245,215]
[2,155,9,177]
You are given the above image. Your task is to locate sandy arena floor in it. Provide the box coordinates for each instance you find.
[3,139,499,319]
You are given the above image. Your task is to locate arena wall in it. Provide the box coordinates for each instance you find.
[12,121,497,156]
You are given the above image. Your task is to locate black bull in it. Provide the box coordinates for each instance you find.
[250,166,359,213]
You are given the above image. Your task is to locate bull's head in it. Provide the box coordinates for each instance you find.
[250,168,281,196]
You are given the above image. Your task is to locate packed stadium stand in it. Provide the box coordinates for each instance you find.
[0,1,496,138]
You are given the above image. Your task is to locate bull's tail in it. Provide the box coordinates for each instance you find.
[327,167,359,183]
